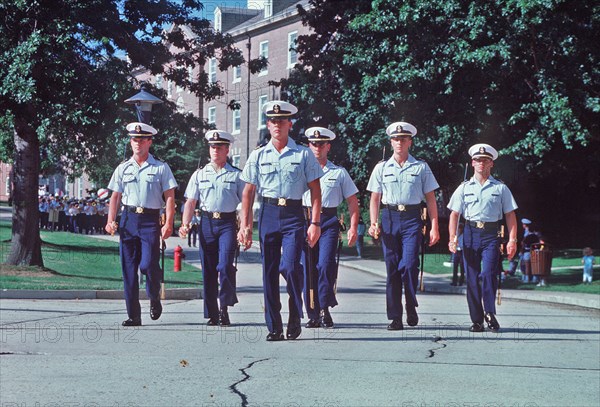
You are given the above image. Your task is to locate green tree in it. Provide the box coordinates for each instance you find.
[0,0,258,266]
[286,0,600,215]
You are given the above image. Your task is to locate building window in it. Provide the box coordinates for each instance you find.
[208,106,216,125]
[232,109,241,134]
[264,0,273,18]
[77,178,83,199]
[209,58,217,83]
[5,176,9,195]
[259,41,268,76]
[214,8,222,32]
[167,80,173,99]
[232,154,240,168]
[155,74,163,89]
[176,96,185,113]
[288,31,298,68]
[258,95,268,129]
[233,65,241,83]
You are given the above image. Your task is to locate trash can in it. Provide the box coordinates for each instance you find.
[531,243,552,276]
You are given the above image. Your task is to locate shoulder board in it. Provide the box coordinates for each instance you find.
[231,165,242,171]
[493,175,505,184]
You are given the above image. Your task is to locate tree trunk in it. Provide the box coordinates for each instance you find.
[6,116,44,267]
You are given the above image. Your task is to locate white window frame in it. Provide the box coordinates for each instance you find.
[208,106,216,125]
[288,31,298,68]
[258,40,268,76]
[155,74,163,89]
[258,95,268,129]
[208,58,217,83]
[232,65,242,83]
[167,79,173,99]
[232,109,241,134]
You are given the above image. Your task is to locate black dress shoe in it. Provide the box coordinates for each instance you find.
[206,318,219,326]
[305,318,321,328]
[387,319,403,331]
[219,307,230,326]
[266,331,284,341]
[484,312,500,331]
[286,324,302,340]
[469,322,484,332]
[320,308,334,328]
[406,309,419,327]
[150,300,162,320]
[122,318,142,327]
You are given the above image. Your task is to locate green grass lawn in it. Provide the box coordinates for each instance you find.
[0,220,202,290]
[2,218,598,294]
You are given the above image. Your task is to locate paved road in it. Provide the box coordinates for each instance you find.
[2,244,599,407]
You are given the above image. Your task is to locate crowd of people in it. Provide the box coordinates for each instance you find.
[38,195,109,234]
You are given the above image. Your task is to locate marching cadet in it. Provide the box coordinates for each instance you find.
[105,122,177,327]
[179,130,244,326]
[367,122,440,331]
[302,127,359,329]
[238,101,323,342]
[447,143,518,332]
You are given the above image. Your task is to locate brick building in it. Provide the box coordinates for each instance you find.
[144,0,310,167]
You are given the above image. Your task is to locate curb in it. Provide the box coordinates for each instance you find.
[339,260,600,311]
[0,288,202,300]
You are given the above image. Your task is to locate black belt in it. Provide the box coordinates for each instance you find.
[262,197,302,207]
[303,206,337,216]
[201,210,236,220]
[123,205,160,215]
[467,220,500,230]
[382,203,421,212]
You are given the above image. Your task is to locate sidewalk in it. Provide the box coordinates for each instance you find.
[338,256,600,310]
[2,228,599,310]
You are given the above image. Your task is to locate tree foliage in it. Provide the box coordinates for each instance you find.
[0,0,256,265]
[285,0,600,194]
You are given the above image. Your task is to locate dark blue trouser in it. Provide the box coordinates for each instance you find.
[119,211,161,320]
[199,216,238,320]
[259,203,305,332]
[381,208,422,320]
[302,213,340,320]
[462,224,500,323]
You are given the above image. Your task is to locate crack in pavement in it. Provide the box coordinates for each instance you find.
[427,335,447,358]
[229,358,270,407]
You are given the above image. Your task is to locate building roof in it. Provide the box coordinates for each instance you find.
[217,0,309,36]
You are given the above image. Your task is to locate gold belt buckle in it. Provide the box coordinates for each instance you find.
[277,198,287,206]
[397,204,406,212]
[212,212,221,219]
[135,207,144,214]
[476,221,485,229]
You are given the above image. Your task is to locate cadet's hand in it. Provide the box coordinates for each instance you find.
[178,225,189,239]
[507,241,517,260]
[105,221,118,236]
[161,224,173,240]
[306,224,321,248]
[238,227,253,250]
[368,223,380,240]
[429,227,440,246]
[448,238,457,254]
[347,227,357,247]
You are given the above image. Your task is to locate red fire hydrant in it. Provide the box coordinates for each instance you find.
[174,245,184,272]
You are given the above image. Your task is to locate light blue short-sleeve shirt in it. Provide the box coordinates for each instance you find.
[107,154,178,209]
[366,155,439,205]
[302,161,358,207]
[184,162,244,213]
[447,176,518,222]
[241,138,323,199]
